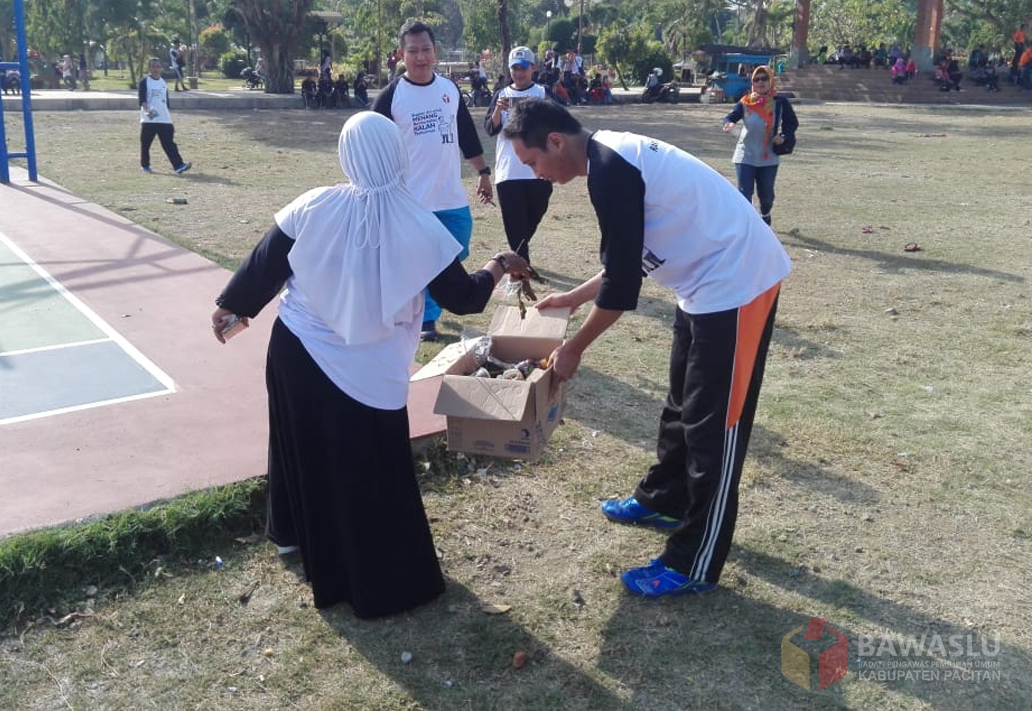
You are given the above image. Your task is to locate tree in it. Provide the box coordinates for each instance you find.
[1,0,14,62]
[497,0,512,69]
[546,18,576,50]
[945,0,1032,51]
[597,26,672,87]
[808,0,915,51]
[229,0,316,93]
[199,22,233,61]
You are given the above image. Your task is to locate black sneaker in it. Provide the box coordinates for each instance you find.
[419,321,438,342]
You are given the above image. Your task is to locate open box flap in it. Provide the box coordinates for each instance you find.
[411,340,476,382]
[434,375,532,421]
[489,306,571,340]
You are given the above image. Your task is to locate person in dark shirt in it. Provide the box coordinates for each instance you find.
[210,112,529,618]
[300,75,317,108]
[332,74,350,108]
[353,73,369,107]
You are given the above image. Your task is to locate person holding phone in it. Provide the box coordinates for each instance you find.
[484,46,553,264]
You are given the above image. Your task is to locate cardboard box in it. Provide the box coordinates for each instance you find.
[413,306,570,461]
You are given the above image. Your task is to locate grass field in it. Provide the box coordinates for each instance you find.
[1,101,1030,710]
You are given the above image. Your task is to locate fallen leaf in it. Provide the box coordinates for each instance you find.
[234,533,264,544]
[238,580,260,604]
[481,603,512,615]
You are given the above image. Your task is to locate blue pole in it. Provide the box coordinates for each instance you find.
[0,79,8,184]
[0,0,38,183]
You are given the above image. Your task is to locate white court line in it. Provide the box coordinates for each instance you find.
[0,337,111,358]
[0,230,176,420]
[0,391,173,427]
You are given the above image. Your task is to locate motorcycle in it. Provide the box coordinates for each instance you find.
[240,66,264,90]
[641,79,679,103]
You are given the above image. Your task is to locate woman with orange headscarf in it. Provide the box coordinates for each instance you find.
[721,66,798,227]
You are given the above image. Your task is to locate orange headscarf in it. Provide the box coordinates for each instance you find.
[741,66,777,158]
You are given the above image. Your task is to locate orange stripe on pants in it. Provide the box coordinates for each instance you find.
[726,282,781,429]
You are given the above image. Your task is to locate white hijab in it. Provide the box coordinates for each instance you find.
[286,112,462,345]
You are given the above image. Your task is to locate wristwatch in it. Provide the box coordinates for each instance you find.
[492,253,509,271]
[478,166,491,176]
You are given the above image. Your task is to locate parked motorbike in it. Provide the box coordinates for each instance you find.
[641,80,679,103]
[240,66,264,90]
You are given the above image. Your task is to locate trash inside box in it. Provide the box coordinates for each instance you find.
[416,306,570,461]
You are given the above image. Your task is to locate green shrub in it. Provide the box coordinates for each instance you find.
[220,52,249,79]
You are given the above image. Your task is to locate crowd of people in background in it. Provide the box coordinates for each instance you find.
[528,48,614,106]
[301,70,367,109]
[816,26,1031,93]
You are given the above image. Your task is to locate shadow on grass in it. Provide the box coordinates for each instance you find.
[553,368,879,508]
[749,425,884,505]
[771,324,846,360]
[0,179,230,308]
[599,581,853,708]
[176,171,240,187]
[782,229,1026,283]
[320,580,633,711]
[731,546,1032,709]
[597,545,1030,709]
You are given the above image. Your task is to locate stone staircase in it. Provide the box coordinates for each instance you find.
[776,64,1032,106]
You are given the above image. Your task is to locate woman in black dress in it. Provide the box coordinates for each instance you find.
[211,112,528,618]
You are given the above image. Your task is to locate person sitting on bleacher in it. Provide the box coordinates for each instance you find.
[588,73,604,104]
[2,67,20,94]
[353,74,369,107]
[968,46,987,70]
[935,51,962,91]
[317,75,334,108]
[301,75,318,108]
[333,74,350,108]
[1019,45,1032,88]
[891,57,907,84]
[873,44,888,68]
[839,45,855,69]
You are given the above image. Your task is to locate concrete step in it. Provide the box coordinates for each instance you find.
[776,64,1031,106]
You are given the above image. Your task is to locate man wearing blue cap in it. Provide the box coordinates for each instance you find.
[483,46,553,264]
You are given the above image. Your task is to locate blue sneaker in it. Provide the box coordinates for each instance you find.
[141,166,152,174]
[175,162,192,174]
[601,496,680,530]
[621,559,717,598]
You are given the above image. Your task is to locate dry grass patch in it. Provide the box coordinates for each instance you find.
[2,102,1030,710]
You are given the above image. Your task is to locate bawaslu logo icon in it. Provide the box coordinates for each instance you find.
[782,617,848,690]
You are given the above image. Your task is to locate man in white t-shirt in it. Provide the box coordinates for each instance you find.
[373,21,493,342]
[484,46,552,264]
[504,98,791,600]
[138,57,191,174]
